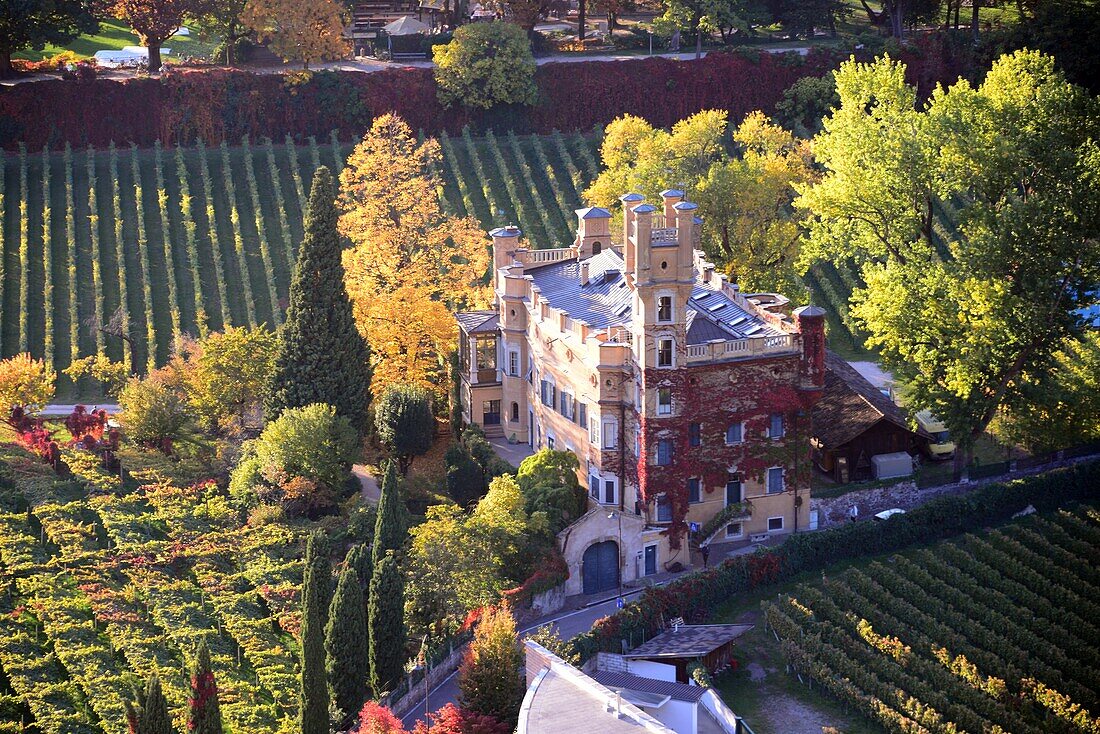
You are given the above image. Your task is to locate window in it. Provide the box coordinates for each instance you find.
[767,467,785,494]
[657,388,672,416]
[547,435,555,450]
[656,439,674,466]
[508,351,519,377]
[589,415,600,445]
[657,338,673,367]
[604,480,616,505]
[768,517,784,532]
[602,419,618,449]
[725,472,742,505]
[482,400,501,426]
[476,338,497,370]
[592,241,602,255]
[656,494,672,522]
[657,295,672,322]
[726,522,743,538]
[540,380,551,407]
[725,422,743,445]
[559,390,573,419]
[688,422,702,446]
[589,475,599,500]
[688,478,701,504]
[578,402,587,427]
[510,402,519,422]
[770,413,785,439]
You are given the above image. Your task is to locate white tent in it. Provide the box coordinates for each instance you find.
[383,16,430,35]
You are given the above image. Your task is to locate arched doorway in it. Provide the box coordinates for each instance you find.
[582,540,619,595]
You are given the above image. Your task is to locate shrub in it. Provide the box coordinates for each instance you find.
[374,384,435,475]
[247,503,286,527]
[457,605,524,727]
[118,375,194,453]
[433,22,538,110]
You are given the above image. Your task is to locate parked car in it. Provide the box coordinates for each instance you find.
[915,410,956,461]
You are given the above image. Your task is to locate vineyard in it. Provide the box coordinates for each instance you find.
[0,131,603,395]
[765,507,1100,734]
[0,431,310,734]
[0,129,883,395]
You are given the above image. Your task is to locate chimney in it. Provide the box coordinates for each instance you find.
[580,260,590,285]
[660,189,684,227]
[620,193,644,245]
[673,200,697,253]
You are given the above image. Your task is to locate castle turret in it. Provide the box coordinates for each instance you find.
[574,207,611,259]
[793,305,827,397]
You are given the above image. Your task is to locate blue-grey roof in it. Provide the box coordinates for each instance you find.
[489,226,522,238]
[673,201,698,211]
[660,189,685,198]
[575,206,612,219]
[619,193,645,203]
[632,204,658,214]
[525,250,780,344]
[592,672,706,703]
[455,310,499,334]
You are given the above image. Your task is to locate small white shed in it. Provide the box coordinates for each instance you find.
[872,451,914,480]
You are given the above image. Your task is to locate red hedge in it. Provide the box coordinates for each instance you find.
[0,41,968,150]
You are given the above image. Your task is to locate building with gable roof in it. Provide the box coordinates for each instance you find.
[455,190,827,597]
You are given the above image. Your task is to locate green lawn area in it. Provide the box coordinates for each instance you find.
[14,19,217,62]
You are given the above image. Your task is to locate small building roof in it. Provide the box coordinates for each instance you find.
[592,672,707,703]
[620,193,645,203]
[622,624,753,660]
[672,201,698,211]
[455,310,499,335]
[489,225,522,238]
[660,189,685,198]
[576,206,612,219]
[383,15,430,34]
[632,203,659,214]
[813,351,932,450]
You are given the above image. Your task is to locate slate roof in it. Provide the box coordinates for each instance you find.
[813,351,932,449]
[621,624,753,660]
[525,249,780,344]
[455,310,499,334]
[592,672,707,704]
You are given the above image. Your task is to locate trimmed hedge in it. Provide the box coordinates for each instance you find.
[0,42,971,150]
[569,459,1100,660]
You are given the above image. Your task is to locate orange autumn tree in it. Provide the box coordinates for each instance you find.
[242,0,347,69]
[339,114,491,399]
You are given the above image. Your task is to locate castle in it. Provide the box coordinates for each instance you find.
[456,190,826,598]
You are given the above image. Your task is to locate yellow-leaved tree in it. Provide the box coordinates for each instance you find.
[339,113,491,399]
[242,0,348,69]
[0,354,55,425]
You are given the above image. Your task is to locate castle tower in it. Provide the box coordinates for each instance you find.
[574,207,612,259]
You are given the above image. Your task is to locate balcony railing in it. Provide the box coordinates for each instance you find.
[473,368,502,385]
[685,334,794,362]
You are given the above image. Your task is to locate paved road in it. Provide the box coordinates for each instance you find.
[41,403,120,416]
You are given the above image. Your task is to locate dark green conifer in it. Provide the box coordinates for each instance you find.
[299,532,332,734]
[137,673,172,734]
[371,461,405,567]
[264,166,372,433]
[325,559,369,721]
[368,552,407,695]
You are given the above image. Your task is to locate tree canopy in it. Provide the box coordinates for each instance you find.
[432,22,538,110]
[0,354,55,421]
[374,384,435,475]
[340,115,489,399]
[797,51,1100,469]
[267,165,372,434]
[457,605,524,728]
[0,0,98,77]
[242,0,348,68]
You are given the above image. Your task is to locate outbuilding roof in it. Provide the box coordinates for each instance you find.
[455,310,499,335]
[621,624,753,660]
[812,351,932,449]
[592,672,707,704]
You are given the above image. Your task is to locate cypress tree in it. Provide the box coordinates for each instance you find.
[137,673,173,734]
[300,532,332,734]
[372,461,405,567]
[457,605,525,728]
[188,641,223,734]
[346,542,372,592]
[325,561,369,722]
[368,552,407,695]
[265,166,372,434]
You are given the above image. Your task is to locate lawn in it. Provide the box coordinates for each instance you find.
[14,19,218,62]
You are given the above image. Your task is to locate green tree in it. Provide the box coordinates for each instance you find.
[300,531,332,734]
[133,672,173,734]
[515,449,586,533]
[186,326,278,433]
[0,0,98,78]
[775,74,838,138]
[266,166,372,434]
[326,560,369,724]
[457,605,524,728]
[187,641,223,734]
[229,403,358,516]
[374,384,435,474]
[432,22,538,110]
[798,51,1100,474]
[0,354,55,424]
[368,552,407,695]
[112,0,204,73]
[372,461,405,566]
[445,442,486,507]
[118,374,195,453]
